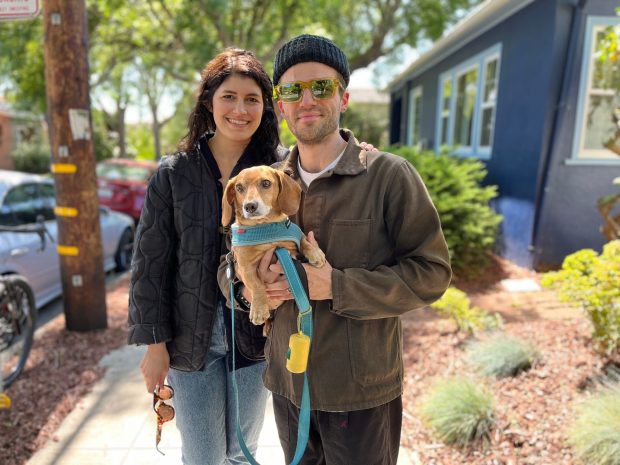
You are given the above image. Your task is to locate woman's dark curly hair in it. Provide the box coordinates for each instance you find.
[179,48,279,165]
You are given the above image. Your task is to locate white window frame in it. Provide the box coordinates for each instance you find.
[435,43,502,159]
[407,86,423,146]
[437,76,453,148]
[477,53,501,157]
[570,16,620,164]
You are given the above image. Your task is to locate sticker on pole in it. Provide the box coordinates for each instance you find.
[69,109,91,141]
[0,0,40,21]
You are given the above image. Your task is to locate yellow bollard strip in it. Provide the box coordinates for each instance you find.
[0,393,11,409]
[51,163,77,174]
[57,245,79,256]
[54,206,78,217]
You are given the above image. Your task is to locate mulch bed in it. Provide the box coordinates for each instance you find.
[0,256,608,465]
[401,256,606,465]
[0,275,131,465]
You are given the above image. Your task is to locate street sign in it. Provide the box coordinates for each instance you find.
[0,0,40,21]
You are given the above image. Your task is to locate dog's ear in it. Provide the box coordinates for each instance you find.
[276,170,301,216]
[222,176,237,226]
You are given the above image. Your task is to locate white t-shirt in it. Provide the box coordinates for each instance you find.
[298,149,346,187]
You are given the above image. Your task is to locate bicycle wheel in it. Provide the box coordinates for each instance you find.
[0,275,37,389]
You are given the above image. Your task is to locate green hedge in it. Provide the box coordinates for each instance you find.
[390,146,502,276]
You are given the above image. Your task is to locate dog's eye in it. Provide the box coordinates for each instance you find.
[235,184,245,193]
[261,180,272,188]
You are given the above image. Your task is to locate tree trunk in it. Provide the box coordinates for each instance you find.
[42,0,107,331]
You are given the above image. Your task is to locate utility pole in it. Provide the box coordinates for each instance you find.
[42,0,107,331]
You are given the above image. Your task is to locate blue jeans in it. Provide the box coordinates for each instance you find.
[168,304,269,465]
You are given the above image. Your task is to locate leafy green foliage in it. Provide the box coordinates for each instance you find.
[568,382,620,465]
[542,241,620,356]
[340,102,388,148]
[466,334,540,377]
[11,142,51,174]
[431,287,502,335]
[390,146,502,275]
[419,376,495,447]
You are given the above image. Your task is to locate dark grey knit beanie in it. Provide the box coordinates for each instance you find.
[273,34,350,87]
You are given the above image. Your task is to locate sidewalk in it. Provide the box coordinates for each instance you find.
[26,345,417,465]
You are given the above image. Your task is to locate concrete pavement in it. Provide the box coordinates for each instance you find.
[26,344,417,465]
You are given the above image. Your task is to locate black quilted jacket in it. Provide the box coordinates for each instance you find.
[127,136,277,371]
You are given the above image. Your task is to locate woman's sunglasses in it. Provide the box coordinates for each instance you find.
[274,78,343,103]
[153,384,175,455]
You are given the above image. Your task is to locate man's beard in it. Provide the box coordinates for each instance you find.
[292,111,339,145]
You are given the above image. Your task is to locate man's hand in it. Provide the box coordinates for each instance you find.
[266,231,333,301]
[140,342,170,393]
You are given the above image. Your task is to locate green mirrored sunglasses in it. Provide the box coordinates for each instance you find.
[274,78,343,103]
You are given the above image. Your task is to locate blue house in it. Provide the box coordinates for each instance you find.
[388,0,620,269]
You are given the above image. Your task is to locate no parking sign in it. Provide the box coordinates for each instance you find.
[0,0,40,21]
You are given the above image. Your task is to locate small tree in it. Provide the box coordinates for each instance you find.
[542,241,620,357]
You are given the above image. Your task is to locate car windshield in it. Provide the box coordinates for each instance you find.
[96,164,152,181]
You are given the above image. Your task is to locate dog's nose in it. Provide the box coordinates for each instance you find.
[244,201,258,214]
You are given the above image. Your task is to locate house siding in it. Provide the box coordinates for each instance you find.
[390,0,620,268]
[533,0,620,268]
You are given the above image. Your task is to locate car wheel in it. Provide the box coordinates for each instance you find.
[114,228,134,272]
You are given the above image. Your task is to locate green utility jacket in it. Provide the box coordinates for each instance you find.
[221,129,451,411]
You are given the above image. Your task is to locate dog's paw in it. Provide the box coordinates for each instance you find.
[306,247,326,268]
[250,305,269,326]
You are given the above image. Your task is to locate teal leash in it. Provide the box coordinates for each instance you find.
[228,224,313,465]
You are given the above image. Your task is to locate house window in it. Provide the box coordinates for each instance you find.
[407,86,423,146]
[479,55,499,149]
[436,44,502,158]
[439,78,451,146]
[574,17,620,161]
[454,66,478,148]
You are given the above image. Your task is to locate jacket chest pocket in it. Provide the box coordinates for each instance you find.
[326,219,373,269]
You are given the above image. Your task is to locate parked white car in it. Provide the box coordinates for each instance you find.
[0,170,134,309]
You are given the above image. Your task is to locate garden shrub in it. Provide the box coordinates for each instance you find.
[466,334,540,377]
[431,287,502,335]
[568,382,620,465]
[11,142,51,174]
[390,145,502,276]
[541,241,620,356]
[419,376,495,447]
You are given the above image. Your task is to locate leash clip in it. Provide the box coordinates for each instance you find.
[225,252,235,280]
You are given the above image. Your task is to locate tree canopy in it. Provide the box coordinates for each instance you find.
[0,0,481,156]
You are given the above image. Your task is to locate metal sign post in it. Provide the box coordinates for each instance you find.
[0,0,40,20]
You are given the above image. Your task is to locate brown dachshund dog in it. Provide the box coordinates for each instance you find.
[222,166,326,325]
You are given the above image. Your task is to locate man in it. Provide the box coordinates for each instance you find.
[225,34,452,464]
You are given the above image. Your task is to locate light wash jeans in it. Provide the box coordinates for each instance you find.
[168,303,269,465]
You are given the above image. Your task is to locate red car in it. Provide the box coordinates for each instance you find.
[96,159,158,221]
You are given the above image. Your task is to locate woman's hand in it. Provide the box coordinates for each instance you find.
[359,141,378,152]
[140,342,170,393]
[258,248,286,308]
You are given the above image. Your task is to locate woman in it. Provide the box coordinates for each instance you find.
[128,48,284,465]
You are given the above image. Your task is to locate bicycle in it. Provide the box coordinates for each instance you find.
[0,221,52,393]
